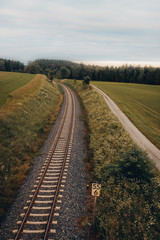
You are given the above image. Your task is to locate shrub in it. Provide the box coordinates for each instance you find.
[83,76,91,85]
[117,147,154,182]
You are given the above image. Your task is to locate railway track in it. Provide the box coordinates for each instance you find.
[11,82,76,240]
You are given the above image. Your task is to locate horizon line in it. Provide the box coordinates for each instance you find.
[74,60,160,67]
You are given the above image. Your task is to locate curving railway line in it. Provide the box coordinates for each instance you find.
[11,83,76,240]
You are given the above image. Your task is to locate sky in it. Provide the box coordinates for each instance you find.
[0,0,160,65]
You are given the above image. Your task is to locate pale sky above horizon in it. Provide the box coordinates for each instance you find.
[0,0,160,64]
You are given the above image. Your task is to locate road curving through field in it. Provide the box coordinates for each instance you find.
[93,85,160,171]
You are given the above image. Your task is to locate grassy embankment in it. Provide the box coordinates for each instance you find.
[63,80,160,240]
[92,81,160,149]
[0,72,62,220]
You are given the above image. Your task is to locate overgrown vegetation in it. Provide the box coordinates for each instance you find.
[0,74,62,220]
[92,81,160,149]
[63,80,160,240]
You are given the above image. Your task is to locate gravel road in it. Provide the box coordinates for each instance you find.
[0,87,89,239]
[93,85,160,171]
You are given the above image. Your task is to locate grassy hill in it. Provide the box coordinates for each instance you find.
[91,81,160,149]
[0,73,62,220]
[0,71,35,106]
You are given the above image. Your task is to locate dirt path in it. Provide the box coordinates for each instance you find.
[93,85,160,171]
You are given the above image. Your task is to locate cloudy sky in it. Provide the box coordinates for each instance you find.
[0,0,160,64]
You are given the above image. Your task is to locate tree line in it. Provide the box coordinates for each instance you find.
[24,59,160,85]
[0,58,160,85]
[0,58,25,72]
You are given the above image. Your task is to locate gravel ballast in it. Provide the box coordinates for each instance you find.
[0,86,89,239]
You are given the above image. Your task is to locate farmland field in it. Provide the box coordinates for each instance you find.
[0,71,35,106]
[92,81,160,149]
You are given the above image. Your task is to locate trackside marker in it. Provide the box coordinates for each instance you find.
[91,182,101,227]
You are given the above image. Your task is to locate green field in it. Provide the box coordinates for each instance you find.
[92,81,160,149]
[0,71,35,106]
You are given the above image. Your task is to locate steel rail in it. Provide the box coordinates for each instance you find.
[43,83,75,239]
[14,83,70,240]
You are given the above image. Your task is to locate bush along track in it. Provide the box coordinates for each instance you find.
[0,76,62,221]
[63,80,160,240]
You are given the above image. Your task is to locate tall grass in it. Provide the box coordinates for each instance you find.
[0,75,62,220]
[63,80,160,240]
[92,81,160,149]
[0,71,35,106]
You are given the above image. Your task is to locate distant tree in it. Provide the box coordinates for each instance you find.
[0,59,5,71]
[60,66,71,79]
[24,62,41,74]
[71,64,83,79]
[154,68,160,85]
[83,76,91,85]
[49,70,54,81]
[0,58,24,72]
[5,60,12,71]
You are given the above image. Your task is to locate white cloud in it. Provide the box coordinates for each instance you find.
[0,0,159,62]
